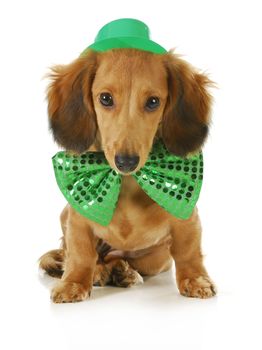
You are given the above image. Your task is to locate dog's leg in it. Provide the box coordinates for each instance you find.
[170,210,216,298]
[125,243,173,277]
[51,207,98,303]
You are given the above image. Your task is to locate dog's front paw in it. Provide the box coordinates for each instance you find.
[178,276,217,299]
[51,281,91,303]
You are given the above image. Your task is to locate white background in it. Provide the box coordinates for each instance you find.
[0,0,261,349]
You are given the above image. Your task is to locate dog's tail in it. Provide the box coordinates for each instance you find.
[39,249,64,278]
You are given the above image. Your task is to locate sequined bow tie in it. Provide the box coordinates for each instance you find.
[52,141,203,226]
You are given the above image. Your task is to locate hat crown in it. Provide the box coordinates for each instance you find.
[95,18,150,42]
[81,18,167,55]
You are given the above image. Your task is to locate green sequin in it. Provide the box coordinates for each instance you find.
[52,141,203,226]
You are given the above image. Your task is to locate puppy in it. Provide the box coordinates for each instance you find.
[39,49,216,303]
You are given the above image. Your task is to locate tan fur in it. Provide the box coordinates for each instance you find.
[40,49,216,302]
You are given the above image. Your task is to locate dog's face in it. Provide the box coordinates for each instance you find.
[92,50,168,173]
[48,49,212,174]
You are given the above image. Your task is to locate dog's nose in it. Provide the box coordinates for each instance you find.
[114,154,140,173]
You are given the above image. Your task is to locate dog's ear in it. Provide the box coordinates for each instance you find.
[162,53,213,157]
[47,51,98,153]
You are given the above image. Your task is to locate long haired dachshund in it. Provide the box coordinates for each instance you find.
[39,49,216,303]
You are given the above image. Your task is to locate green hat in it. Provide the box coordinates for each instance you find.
[81,18,167,55]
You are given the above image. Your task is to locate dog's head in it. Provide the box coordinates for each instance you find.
[47,49,212,174]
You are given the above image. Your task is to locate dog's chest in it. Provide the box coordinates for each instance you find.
[93,176,171,250]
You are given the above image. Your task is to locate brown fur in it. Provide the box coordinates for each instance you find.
[163,54,212,156]
[48,52,97,153]
[40,49,216,303]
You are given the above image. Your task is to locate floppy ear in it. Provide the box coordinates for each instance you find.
[162,53,213,157]
[47,51,98,153]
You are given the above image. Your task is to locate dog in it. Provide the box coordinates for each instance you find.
[39,48,216,303]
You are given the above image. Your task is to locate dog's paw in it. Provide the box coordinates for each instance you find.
[178,276,217,299]
[111,260,143,288]
[51,281,91,303]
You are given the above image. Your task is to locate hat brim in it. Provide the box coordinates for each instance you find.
[81,37,167,56]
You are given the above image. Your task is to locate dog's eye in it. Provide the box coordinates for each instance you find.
[100,93,114,107]
[145,96,160,111]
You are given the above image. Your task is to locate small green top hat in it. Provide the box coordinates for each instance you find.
[81,18,167,55]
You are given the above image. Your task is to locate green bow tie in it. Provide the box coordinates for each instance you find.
[52,141,203,226]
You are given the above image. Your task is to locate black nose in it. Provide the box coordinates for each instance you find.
[114,154,140,173]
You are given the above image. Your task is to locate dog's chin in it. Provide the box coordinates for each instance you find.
[116,169,139,176]
[106,160,144,176]
[111,165,142,176]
